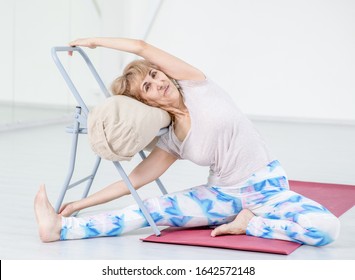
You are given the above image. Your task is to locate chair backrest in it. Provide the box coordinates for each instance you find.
[51,46,111,116]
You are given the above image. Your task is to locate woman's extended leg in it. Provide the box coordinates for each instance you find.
[35,183,243,242]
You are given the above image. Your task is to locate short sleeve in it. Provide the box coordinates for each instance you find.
[155,128,181,159]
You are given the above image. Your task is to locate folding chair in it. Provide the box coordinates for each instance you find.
[51,46,168,236]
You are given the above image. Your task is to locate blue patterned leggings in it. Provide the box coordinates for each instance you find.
[60,161,340,246]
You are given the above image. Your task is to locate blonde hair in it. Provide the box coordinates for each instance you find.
[110,59,157,102]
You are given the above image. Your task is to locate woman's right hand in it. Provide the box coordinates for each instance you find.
[59,201,78,217]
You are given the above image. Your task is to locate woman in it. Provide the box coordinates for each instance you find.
[35,37,340,245]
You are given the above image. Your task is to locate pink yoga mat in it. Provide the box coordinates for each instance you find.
[142,180,355,255]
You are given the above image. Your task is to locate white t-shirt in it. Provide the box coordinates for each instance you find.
[156,77,275,187]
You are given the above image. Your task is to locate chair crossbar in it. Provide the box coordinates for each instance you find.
[67,175,95,190]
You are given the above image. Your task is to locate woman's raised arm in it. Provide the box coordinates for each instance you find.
[69,37,205,81]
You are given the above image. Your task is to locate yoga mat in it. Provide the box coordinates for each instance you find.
[142,180,355,255]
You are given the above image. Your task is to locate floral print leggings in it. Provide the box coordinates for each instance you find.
[60,161,340,246]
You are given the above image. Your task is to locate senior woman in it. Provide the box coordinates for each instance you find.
[34,37,340,245]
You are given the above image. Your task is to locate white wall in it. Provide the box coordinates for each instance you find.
[1,0,354,123]
[0,0,14,103]
[0,0,124,111]
[14,0,71,106]
[145,0,355,123]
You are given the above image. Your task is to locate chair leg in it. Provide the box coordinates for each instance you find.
[54,117,80,213]
[69,156,102,217]
[113,161,161,236]
[139,150,168,195]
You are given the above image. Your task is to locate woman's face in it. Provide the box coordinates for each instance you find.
[139,69,180,108]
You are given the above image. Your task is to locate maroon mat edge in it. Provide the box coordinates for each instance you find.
[141,227,301,255]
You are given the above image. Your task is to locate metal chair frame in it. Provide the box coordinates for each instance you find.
[51,46,168,236]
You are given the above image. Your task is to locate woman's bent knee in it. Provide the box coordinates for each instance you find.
[305,214,341,246]
[323,215,341,245]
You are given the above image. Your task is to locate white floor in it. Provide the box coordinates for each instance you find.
[0,119,354,260]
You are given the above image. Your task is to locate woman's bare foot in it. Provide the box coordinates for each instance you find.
[34,184,62,242]
[211,209,255,237]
